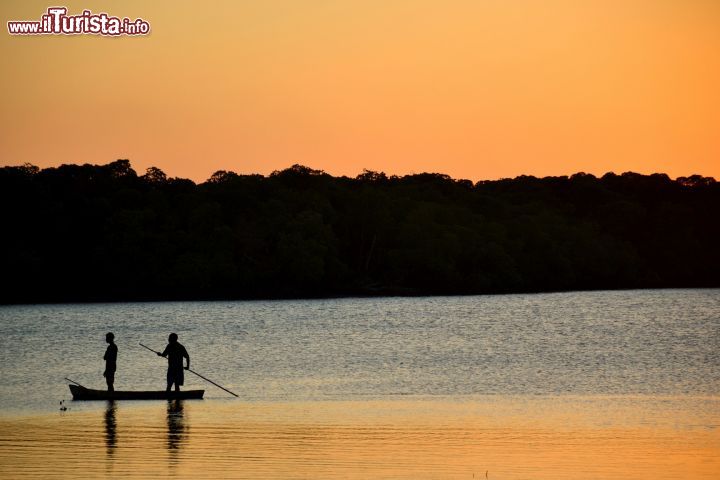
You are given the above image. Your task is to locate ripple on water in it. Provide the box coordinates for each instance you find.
[0,397,719,479]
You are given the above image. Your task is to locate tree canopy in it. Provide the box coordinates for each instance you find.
[1,160,717,303]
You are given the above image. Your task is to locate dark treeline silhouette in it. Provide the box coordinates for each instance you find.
[1,160,718,303]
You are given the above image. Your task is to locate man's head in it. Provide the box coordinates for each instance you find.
[169,333,178,343]
[106,332,114,343]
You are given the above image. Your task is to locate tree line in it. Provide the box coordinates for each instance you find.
[1,160,717,303]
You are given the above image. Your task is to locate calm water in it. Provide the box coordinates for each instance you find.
[1,289,719,478]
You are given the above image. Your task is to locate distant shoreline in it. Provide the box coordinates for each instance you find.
[2,286,718,308]
[2,161,718,305]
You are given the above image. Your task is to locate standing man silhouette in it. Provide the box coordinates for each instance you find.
[103,332,118,392]
[158,333,190,392]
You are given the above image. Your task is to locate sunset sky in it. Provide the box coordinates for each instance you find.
[1,0,718,182]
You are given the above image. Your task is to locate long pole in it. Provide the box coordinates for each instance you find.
[184,368,239,397]
[139,343,239,397]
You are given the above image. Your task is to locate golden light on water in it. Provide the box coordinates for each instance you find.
[1,397,718,479]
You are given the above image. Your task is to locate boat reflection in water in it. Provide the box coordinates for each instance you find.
[167,400,188,463]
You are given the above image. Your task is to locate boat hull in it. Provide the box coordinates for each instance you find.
[69,384,204,400]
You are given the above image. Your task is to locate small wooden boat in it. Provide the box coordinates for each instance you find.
[69,384,204,401]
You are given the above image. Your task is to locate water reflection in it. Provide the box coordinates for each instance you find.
[1,397,718,479]
[167,400,188,463]
[104,400,117,457]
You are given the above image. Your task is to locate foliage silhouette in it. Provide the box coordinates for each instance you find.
[1,160,717,303]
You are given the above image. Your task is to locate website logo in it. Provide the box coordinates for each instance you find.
[7,6,150,36]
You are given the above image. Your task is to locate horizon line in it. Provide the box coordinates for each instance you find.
[4,160,717,186]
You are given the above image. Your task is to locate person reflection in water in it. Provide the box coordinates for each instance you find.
[158,333,190,392]
[104,400,117,457]
[103,332,118,391]
[167,399,187,455]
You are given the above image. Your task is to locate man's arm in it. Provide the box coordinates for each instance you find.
[183,346,190,370]
[158,345,169,357]
[103,346,109,376]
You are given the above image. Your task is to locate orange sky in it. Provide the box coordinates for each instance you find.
[1,0,719,182]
